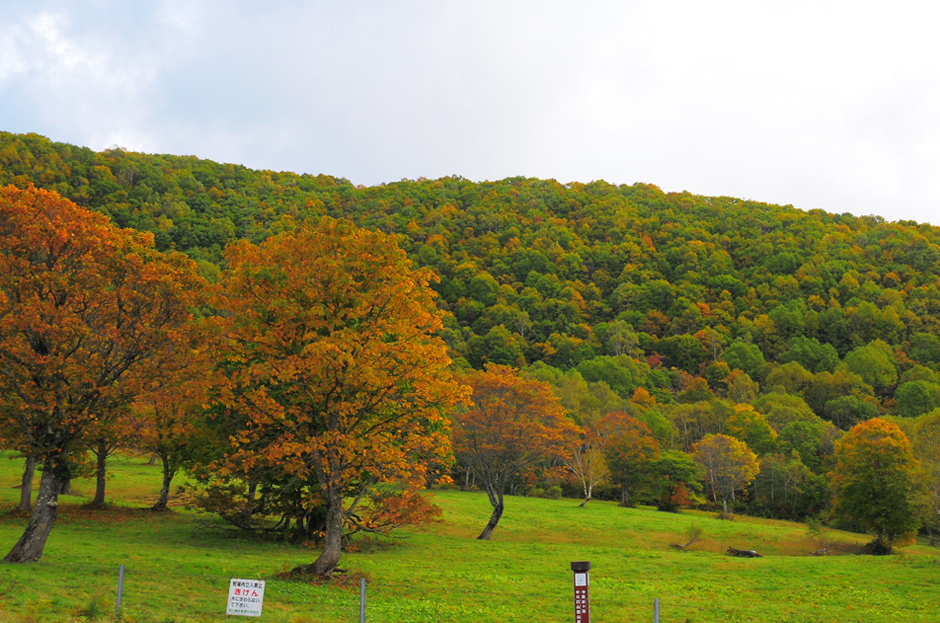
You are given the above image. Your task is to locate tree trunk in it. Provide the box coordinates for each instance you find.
[240,479,258,522]
[621,485,631,507]
[4,458,64,562]
[478,490,504,540]
[151,455,176,512]
[722,498,729,518]
[579,476,593,507]
[18,455,36,513]
[290,486,344,577]
[91,439,108,507]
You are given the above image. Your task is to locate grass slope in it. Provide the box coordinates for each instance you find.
[0,453,936,622]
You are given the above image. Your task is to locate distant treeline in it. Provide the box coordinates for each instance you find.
[3,130,940,425]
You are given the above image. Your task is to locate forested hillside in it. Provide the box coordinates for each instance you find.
[3,130,940,533]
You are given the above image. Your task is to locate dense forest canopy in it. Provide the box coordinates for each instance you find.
[3,130,940,421]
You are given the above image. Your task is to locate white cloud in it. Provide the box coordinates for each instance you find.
[1,0,938,224]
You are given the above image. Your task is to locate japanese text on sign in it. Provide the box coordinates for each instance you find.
[227,579,266,617]
[574,572,590,623]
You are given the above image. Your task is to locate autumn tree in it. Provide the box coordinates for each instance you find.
[600,411,661,506]
[725,404,778,456]
[691,433,759,517]
[213,217,467,577]
[0,185,204,562]
[86,327,214,510]
[567,429,609,507]
[451,364,578,539]
[829,418,923,554]
[133,320,217,511]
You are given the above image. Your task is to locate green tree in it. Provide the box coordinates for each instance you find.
[899,365,940,385]
[659,333,709,374]
[722,340,767,382]
[804,369,874,424]
[575,355,649,399]
[843,341,897,397]
[754,391,818,431]
[895,381,940,418]
[649,450,701,512]
[764,362,813,395]
[779,336,840,373]
[910,332,940,366]
[751,453,828,520]
[777,418,839,474]
[912,410,940,542]
[823,395,880,430]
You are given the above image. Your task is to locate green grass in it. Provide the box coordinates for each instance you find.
[0,453,936,622]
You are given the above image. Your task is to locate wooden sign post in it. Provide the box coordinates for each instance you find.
[571,561,591,623]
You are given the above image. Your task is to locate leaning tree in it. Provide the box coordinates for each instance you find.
[452,364,579,539]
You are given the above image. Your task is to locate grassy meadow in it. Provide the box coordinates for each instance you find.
[0,453,936,622]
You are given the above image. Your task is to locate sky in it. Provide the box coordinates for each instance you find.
[2,1,939,226]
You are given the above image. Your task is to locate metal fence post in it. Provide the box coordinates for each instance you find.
[654,598,660,623]
[360,577,366,623]
[116,564,125,619]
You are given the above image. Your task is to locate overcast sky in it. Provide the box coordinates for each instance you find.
[2,1,939,225]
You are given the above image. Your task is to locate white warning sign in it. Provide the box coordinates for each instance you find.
[227,578,265,617]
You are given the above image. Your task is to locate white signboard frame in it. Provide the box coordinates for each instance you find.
[227,578,265,617]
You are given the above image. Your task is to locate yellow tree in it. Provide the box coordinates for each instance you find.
[691,433,759,517]
[452,364,579,539]
[830,418,922,553]
[214,217,467,577]
[0,185,205,562]
[725,404,778,456]
[567,427,609,508]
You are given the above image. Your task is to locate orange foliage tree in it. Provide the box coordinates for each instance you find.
[451,364,579,539]
[829,418,922,553]
[132,320,217,511]
[213,217,467,577]
[600,411,662,507]
[691,433,759,517]
[0,185,205,562]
